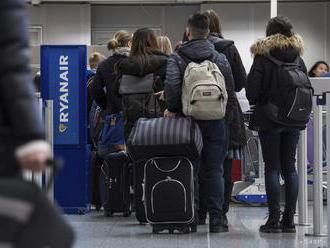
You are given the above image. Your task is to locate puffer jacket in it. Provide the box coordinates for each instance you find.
[246,33,308,131]
[164,39,236,123]
[91,47,130,113]
[208,34,247,148]
[0,0,44,177]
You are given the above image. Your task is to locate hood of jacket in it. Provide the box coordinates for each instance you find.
[178,39,218,62]
[208,33,234,51]
[250,34,304,62]
[119,50,168,76]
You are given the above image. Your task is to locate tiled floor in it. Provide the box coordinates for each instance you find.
[68,205,328,248]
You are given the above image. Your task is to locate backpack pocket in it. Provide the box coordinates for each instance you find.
[188,84,226,120]
[283,87,312,122]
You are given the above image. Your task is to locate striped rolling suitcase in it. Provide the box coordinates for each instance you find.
[127,117,203,161]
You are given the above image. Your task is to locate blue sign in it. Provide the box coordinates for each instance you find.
[41,45,87,145]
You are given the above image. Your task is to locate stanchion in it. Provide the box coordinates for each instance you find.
[297,129,310,226]
[306,96,327,237]
[326,92,330,242]
[45,100,54,201]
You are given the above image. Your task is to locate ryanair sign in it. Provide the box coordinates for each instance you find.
[59,55,69,133]
[41,45,87,145]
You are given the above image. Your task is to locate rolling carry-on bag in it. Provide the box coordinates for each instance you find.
[100,151,132,217]
[144,157,195,234]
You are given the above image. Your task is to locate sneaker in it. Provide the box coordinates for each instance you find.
[209,215,229,233]
[259,214,281,233]
[281,211,296,233]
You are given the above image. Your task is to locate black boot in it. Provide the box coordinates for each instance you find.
[281,211,296,233]
[259,213,281,233]
[198,209,207,225]
[209,215,228,233]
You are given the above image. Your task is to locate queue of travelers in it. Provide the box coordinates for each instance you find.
[88,11,319,234]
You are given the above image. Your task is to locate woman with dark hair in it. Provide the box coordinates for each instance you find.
[246,16,308,234]
[200,9,247,229]
[308,61,329,77]
[118,28,168,137]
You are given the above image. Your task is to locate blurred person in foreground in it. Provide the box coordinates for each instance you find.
[0,1,74,247]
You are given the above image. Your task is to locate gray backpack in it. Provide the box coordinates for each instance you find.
[180,58,228,120]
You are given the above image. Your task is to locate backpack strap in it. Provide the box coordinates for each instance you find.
[172,52,188,78]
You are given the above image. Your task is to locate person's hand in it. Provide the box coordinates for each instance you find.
[164,109,177,118]
[18,151,51,172]
[154,91,165,101]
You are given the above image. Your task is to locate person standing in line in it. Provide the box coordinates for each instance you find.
[157,36,173,55]
[198,9,247,228]
[246,16,309,234]
[164,13,236,233]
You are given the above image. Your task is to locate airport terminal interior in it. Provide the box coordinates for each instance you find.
[3,0,330,247]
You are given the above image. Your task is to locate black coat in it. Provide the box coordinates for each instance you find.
[90,48,130,113]
[208,34,247,147]
[117,50,168,137]
[246,34,308,131]
[0,0,44,176]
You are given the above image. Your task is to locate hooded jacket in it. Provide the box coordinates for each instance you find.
[208,34,247,147]
[0,0,45,177]
[246,33,308,131]
[91,47,130,113]
[208,33,247,92]
[164,39,236,123]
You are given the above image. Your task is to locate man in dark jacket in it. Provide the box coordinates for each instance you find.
[164,13,236,233]
[0,1,74,246]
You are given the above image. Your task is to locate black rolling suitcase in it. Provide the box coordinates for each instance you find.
[144,157,194,234]
[100,151,132,217]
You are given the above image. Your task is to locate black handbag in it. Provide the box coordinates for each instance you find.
[119,74,154,95]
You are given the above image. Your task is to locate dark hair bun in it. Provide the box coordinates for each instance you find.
[107,39,119,50]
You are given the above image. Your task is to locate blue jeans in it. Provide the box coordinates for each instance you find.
[259,128,300,215]
[196,119,228,217]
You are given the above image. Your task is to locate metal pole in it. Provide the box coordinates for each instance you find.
[306,96,327,237]
[34,97,44,187]
[326,92,330,241]
[45,100,54,201]
[271,0,277,18]
[297,129,309,226]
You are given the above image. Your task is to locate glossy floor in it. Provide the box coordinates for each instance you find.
[68,205,328,248]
